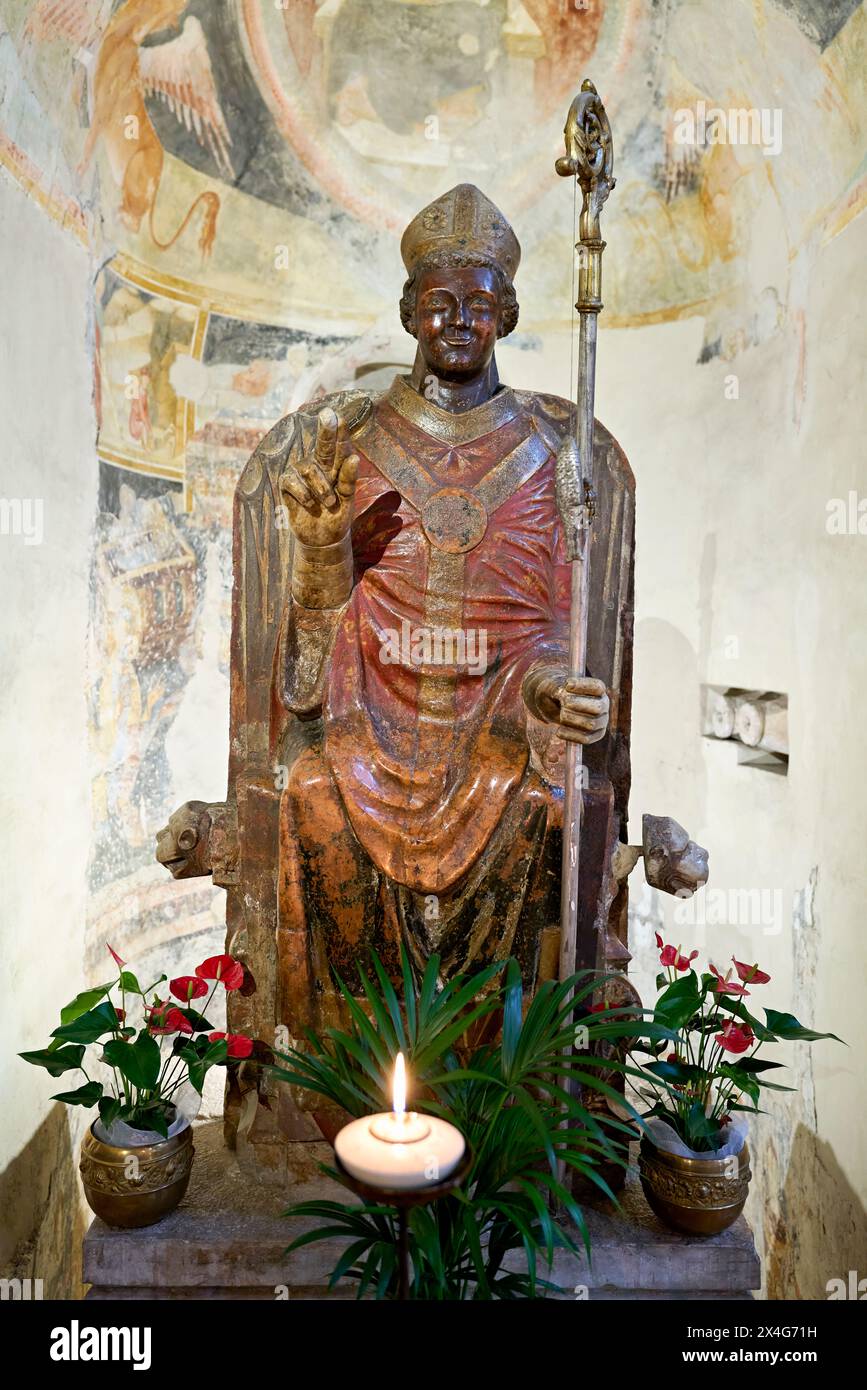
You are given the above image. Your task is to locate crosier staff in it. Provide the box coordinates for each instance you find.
[554,80,616,988]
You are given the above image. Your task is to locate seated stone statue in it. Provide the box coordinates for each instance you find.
[157,185,703,1161]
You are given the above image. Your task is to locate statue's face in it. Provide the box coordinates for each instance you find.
[414,265,502,380]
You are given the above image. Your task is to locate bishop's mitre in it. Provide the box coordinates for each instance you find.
[400,183,521,281]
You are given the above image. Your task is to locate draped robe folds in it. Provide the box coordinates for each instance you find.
[274,377,628,1036]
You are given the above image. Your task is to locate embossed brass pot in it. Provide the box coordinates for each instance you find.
[638,1136,751,1236]
[79,1122,194,1228]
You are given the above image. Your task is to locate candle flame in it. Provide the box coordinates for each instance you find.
[392,1052,406,1118]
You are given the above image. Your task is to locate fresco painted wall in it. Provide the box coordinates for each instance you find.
[1,0,864,1296]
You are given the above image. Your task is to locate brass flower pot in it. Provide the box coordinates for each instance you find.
[79,1123,194,1229]
[638,1136,751,1236]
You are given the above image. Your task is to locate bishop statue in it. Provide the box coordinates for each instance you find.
[157,184,707,1158]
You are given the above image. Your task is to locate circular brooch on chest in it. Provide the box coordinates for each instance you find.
[420,488,488,554]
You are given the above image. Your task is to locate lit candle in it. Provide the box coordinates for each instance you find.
[334,1052,465,1191]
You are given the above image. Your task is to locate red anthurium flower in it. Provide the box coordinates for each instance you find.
[208,1031,253,1059]
[656,933,698,971]
[731,956,771,985]
[106,943,126,970]
[588,1002,606,1014]
[709,963,750,997]
[147,1003,193,1036]
[716,1021,755,1055]
[113,1008,126,1023]
[170,975,209,1003]
[195,955,244,991]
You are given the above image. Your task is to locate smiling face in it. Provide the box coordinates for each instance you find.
[413,265,503,381]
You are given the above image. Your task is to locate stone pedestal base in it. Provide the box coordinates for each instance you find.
[83,1121,761,1300]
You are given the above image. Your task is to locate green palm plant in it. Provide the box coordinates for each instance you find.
[271,950,669,1299]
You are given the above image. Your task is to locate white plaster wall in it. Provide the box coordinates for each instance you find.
[0,173,95,1172]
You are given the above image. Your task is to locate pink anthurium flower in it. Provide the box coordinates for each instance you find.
[709,963,750,997]
[655,933,698,972]
[195,955,244,991]
[731,956,771,985]
[106,943,126,970]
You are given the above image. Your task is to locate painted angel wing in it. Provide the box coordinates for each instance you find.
[139,17,234,181]
[23,0,107,48]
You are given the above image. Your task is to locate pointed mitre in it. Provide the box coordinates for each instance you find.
[400,184,521,280]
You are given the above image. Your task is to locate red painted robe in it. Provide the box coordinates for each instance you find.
[324,378,571,892]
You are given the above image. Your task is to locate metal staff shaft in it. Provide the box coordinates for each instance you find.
[559,314,597,983]
[555,80,615,987]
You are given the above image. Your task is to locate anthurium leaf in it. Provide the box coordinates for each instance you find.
[178,1007,215,1034]
[653,975,701,1030]
[730,1058,786,1074]
[644,1059,703,1085]
[717,1063,760,1105]
[127,1106,169,1139]
[19,1045,85,1077]
[119,971,142,995]
[763,1009,843,1044]
[103,1032,161,1090]
[51,1081,103,1107]
[60,985,112,1026]
[683,1101,720,1149]
[51,1001,120,1044]
[184,1043,226,1094]
[98,1095,123,1129]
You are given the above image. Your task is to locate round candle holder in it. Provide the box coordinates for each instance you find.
[334,1145,474,1300]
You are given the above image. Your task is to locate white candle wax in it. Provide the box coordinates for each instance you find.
[335,1111,465,1191]
[334,1051,465,1191]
